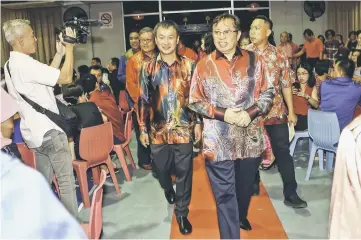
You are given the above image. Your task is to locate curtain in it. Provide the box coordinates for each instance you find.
[1,7,62,66]
[327,1,361,42]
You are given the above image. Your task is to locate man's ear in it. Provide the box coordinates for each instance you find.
[266,29,272,38]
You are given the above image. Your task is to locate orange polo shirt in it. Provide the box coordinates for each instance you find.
[303,38,324,58]
[125,51,155,104]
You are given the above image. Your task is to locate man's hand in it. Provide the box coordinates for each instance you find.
[224,108,242,124]
[140,133,150,147]
[194,123,202,142]
[58,27,76,47]
[234,111,251,127]
[288,112,298,126]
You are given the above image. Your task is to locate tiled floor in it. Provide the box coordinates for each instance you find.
[78,135,333,239]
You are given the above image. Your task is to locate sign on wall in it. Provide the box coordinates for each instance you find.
[99,12,113,29]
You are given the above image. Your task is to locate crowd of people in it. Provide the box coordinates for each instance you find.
[1,12,361,239]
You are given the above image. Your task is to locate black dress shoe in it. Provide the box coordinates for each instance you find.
[177,216,192,235]
[252,183,260,196]
[164,188,175,204]
[284,194,307,208]
[240,218,252,230]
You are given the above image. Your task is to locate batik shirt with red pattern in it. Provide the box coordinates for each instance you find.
[189,49,274,162]
[245,43,296,125]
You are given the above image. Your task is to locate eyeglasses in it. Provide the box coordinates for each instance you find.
[213,30,238,38]
[140,38,152,44]
[297,72,309,76]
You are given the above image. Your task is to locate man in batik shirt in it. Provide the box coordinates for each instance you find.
[138,20,201,235]
[246,15,307,209]
[189,13,274,239]
[118,30,140,106]
[126,27,156,170]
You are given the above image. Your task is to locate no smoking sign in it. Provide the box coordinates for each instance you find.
[99,12,113,29]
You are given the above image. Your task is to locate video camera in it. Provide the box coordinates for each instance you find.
[56,17,103,44]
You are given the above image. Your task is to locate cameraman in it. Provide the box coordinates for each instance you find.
[3,19,79,218]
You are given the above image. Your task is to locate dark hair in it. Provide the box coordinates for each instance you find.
[254,15,273,30]
[1,67,4,75]
[325,29,336,38]
[212,13,241,31]
[78,74,97,95]
[92,57,101,65]
[90,65,102,71]
[288,33,293,41]
[303,29,314,37]
[154,20,180,36]
[129,29,139,35]
[351,49,361,67]
[77,65,90,78]
[315,60,329,76]
[349,31,357,38]
[254,15,275,46]
[317,35,325,43]
[296,62,316,88]
[63,84,84,105]
[335,58,355,78]
[110,57,119,69]
[357,30,361,37]
[201,32,215,54]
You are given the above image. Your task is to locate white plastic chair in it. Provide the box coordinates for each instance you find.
[289,130,309,156]
[306,109,340,180]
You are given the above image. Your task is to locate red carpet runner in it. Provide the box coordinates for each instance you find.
[170,155,288,239]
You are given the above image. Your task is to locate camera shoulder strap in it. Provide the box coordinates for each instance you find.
[5,61,48,114]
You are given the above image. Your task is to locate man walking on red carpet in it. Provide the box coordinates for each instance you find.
[189,13,274,239]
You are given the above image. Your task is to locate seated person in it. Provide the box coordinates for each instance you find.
[349,49,361,81]
[314,60,330,100]
[77,65,90,80]
[320,58,361,130]
[78,74,125,144]
[1,87,21,159]
[292,62,319,131]
[90,65,113,94]
[62,82,104,159]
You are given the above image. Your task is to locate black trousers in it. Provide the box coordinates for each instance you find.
[255,123,298,197]
[295,114,308,131]
[206,158,261,239]
[132,112,152,167]
[150,142,193,217]
[306,57,319,70]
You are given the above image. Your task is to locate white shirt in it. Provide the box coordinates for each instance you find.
[5,51,62,148]
[0,152,87,239]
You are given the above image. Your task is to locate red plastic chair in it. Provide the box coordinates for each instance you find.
[81,169,106,240]
[17,142,60,195]
[72,122,120,208]
[113,109,136,182]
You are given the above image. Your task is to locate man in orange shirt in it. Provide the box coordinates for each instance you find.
[125,27,156,170]
[177,36,198,62]
[293,29,324,69]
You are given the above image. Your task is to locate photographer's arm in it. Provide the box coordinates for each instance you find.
[57,28,75,85]
[57,46,74,85]
[50,53,63,69]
